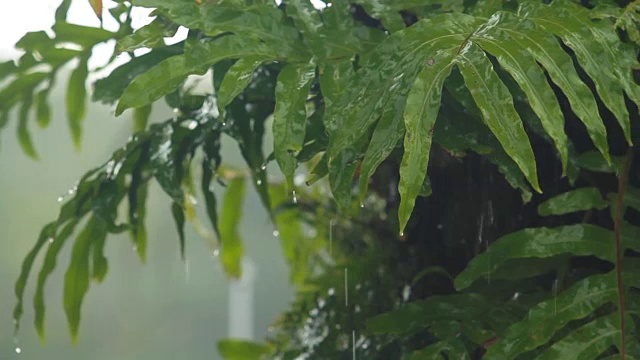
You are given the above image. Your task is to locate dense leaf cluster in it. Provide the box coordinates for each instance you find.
[3,0,640,358]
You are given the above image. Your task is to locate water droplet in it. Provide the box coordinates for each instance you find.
[436,224,443,230]
[56,196,64,203]
[399,231,404,237]
[273,230,280,237]
[256,179,262,186]
[292,190,298,204]
[47,237,54,244]
[309,308,319,316]
[260,164,267,171]
[328,288,335,296]
[359,203,364,208]
[318,298,326,308]
[132,245,138,252]
[355,305,361,313]
[15,347,21,354]
[511,292,520,301]
[212,249,220,257]
[294,174,305,187]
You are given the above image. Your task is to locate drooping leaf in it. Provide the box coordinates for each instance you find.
[485,273,617,358]
[273,62,315,189]
[64,217,107,341]
[520,1,637,143]
[171,202,186,260]
[34,220,80,340]
[397,51,455,233]
[67,53,90,148]
[219,176,246,278]
[456,43,540,193]
[117,16,179,53]
[133,104,152,132]
[217,56,267,110]
[93,43,183,104]
[455,225,616,289]
[17,99,38,159]
[52,23,114,48]
[538,187,608,216]
[35,89,52,128]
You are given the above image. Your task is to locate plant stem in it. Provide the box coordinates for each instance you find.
[614,148,634,359]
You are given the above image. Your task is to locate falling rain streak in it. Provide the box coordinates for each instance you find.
[352,330,356,360]
[344,268,349,307]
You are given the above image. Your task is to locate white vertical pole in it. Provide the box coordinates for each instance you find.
[228,257,257,339]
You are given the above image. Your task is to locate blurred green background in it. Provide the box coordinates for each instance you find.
[0,1,294,358]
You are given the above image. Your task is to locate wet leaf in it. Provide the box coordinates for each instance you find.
[117,16,179,53]
[455,225,616,289]
[397,51,455,233]
[486,273,617,358]
[219,176,245,278]
[456,44,540,193]
[521,1,636,144]
[93,43,183,104]
[133,104,152,132]
[67,53,90,148]
[17,99,38,159]
[538,187,608,216]
[273,63,315,189]
[171,202,186,260]
[217,56,267,110]
[64,217,107,341]
[35,89,51,128]
[406,338,470,360]
[52,23,114,48]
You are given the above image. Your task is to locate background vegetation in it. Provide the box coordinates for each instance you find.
[2,0,640,359]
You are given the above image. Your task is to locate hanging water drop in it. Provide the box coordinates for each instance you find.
[212,249,220,257]
[359,203,364,208]
[256,179,262,186]
[15,347,21,354]
[260,164,267,171]
[273,230,280,237]
[56,196,64,203]
[47,237,54,244]
[402,285,411,302]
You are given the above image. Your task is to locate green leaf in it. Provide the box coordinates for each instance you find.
[496,11,611,162]
[538,313,620,359]
[273,63,315,189]
[0,72,49,112]
[397,51,455,233]
[406,339,470,360]
[217,339,272,360]
[17,99,39,159]
[64,217,107,341]
[171,202,186,260]
[116,54,207,115]
[133,104,152,132]
[117,16,179,53]
[93,43,183,104]
[473,12,569,171]
[219,176,246,278]
[284,0,324,58]
[538,187,608,216]
[202,131,222,238]
[52,22,115,48]
[13,223,56,335]
[128,146,150,262]
[455,225,616,290]
[34,220,80,340]
[520,1,636,144]
[35,89,52,128]
[366,293,492,335]
[485,273,617,358]
[67,53,90,148]
[91,227,108,282]
[576,151,624,173]
[456,43,540,193]
[269,184,307,284]
[149,125,184,203]
[217,56,267,110]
